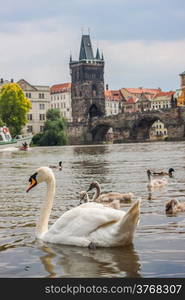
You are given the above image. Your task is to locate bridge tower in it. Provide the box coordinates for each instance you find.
[179,70,185,89]
[69,34,105,123]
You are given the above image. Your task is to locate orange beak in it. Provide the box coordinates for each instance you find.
[26,178,37,193]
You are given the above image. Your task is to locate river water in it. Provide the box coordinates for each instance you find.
[0,142,185,278]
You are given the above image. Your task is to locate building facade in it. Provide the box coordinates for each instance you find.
[17,79,50,134]
[69,34,105,123]
[150,91,174,110]
[121,87,160,113]
[174,71,185,106]
[104,89,123,116]
[150,119,168,140]
[50,83,72,122]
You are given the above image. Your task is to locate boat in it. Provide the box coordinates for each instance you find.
[0,126,32,150]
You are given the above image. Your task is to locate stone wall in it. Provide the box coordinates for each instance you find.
[67,107,185,144]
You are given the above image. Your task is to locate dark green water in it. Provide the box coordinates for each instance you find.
[0,142,185,277]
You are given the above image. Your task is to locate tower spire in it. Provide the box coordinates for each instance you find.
[96,48,101,60]
[79,34,94,60]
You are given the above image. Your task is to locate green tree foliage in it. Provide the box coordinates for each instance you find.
[32,109,68,146]
[46,108,61,121]
[0,118,4,127]
[0,83,31,135]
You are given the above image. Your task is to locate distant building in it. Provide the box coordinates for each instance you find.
[17,79,50,134]
[123,96,138,113]
[69,34,105,123]
[121,87,161,113]
[120,87,161,100]
[174,71,185,106]
[50,83,72,122]
[0,78,14,89]
[136,93,151,112]
[104,89,123,116]
[150,120,168,140]
[150,91,174,110]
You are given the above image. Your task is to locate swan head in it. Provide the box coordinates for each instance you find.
[59,161,62,170]
[165,199,179,214]
[87,181,99,192]
[169,168,175,174]
[26,167,54,192]
[79,191,88,204]
[147,169,151,178]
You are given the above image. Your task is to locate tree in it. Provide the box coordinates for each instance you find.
[0,83,31,136]
[46,108,61,121]
[32,109,68,146]
[0,118,4,127]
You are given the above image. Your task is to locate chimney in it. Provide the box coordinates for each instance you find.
[11,79,14,83]
[0,78,3,83]
[106,84,109,91]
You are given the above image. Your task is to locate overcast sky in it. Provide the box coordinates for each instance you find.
[0,0,185,91]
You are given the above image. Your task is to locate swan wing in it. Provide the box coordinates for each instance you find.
[47,202,124,238]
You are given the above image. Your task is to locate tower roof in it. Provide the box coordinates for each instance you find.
[79,35,94,60]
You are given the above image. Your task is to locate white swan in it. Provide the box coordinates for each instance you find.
[147,169,168,189]
[165,199,185,214]
[26,167,140,248]
[79,190,121,210]
[86,181,134,203]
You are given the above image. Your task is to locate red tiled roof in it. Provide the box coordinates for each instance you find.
[153,91,175,99]
[122,87,161,95]
[126,96,137,104]
[50,83,71,93]
[104,90,122,101]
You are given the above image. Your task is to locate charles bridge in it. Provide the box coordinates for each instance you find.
[68,107,185,144]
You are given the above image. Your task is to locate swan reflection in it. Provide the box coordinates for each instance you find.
[38,242,141,278]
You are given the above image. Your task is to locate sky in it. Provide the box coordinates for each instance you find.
[0,0,185,91]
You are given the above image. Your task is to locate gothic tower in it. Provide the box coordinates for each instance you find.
[179,70,185,89]
[69,34,105,123]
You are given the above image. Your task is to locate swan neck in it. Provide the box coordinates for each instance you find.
[36,176,55,238]
[147,173,151,182]
[93,184,101,201]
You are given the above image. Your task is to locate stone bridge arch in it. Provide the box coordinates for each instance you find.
[89,108,185,143]
[91,121,114,142]
[130,114,166,140]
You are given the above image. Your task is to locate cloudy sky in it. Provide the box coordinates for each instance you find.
[0,0,185,91]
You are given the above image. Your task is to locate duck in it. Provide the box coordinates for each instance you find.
[86,181,134,203]
[147,169,168,189]
[49,161,62,171]
[165,199,185,214]
[79,190,121,210]
[151,168,175,177]
[26,167,140,248]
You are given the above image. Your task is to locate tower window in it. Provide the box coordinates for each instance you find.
[92,84,97,97]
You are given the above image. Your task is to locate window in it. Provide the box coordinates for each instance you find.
[39,114,45,121]
[39,103,45,110]
[39,93,45,99]
[26,92,31,98]
[40,126,44,132]
[92,84,97,97]
[27,114,32,121]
